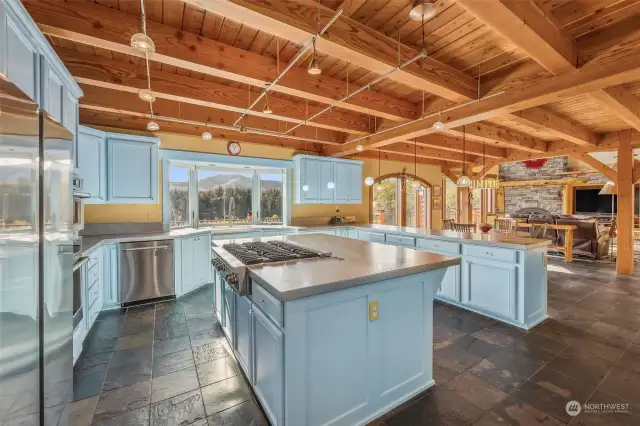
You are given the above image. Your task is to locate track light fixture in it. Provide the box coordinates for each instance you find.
[138,89,156,103]
[130,33,155,54]
[262,91,273,114]
[308,38,322,75]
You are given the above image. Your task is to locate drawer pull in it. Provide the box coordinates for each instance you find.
[259,299,265,306]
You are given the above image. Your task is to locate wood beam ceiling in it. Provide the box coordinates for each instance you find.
[509,108,599,146]
[327,51,640,157]
[355,150,458,170]
[572,153,618,182]
[590,86,640,132]
[381,142,481,164]
[191,0,478,101]
[79,84,340,146]
[414,134,506,159]
[56,47,369,136]
[24,0,418,123]
[445,123,548,153]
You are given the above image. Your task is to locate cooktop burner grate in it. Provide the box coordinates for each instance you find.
[222,240,331,265]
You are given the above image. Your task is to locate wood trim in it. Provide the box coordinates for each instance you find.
[499,178,585,187]
[368,172,433,229]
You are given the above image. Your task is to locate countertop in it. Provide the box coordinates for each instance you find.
[356,224,552,250]
[215,234,460,301]
[80,228,212,255]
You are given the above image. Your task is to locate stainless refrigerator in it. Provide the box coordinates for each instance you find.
[0,77,74,424]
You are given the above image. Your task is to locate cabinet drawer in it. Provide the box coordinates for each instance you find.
[87,282,100,309]
[88,253,99,271]
[249,283,283,328]
[358,231,386,243]
[88,265,100,286]
[416,239,460,255]
[212,231,262,241]
[385,234,416,248]
[464,245,516,263]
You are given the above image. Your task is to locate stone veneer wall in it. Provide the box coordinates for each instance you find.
[504,185,564,215]
[500,157,568,215]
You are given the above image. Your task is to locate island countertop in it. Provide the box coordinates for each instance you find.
[356,224,552,250]
[215,234,460,301]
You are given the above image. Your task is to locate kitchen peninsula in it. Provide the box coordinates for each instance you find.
[212,234,459,426]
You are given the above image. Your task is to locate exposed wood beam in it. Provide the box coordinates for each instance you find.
[80,109,322,152]
[336,0,368,17]
[381,142,481,164]
[79,84,342,146]
[591,86,640,132]
[510,107,599,146]
[327,51,640,157]
[189,0,478,101]
[441,169,460,183]
[355,150,456,169]
[633,159,640,184]
[24,0,418,122]
[573,153,618,182]
[415,134,507,159]
[617,129,634,274]
[56,47,370,136]
[457,0,577,74]
[499,178,587,187]
[446,123,548,153]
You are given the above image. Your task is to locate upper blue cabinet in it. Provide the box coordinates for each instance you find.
[293,155,363,204]
[0,0,82,119]
[78,126,160,204]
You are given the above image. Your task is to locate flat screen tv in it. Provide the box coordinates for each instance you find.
[574,187,640,215]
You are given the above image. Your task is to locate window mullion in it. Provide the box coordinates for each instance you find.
[253,172,260,225]
[190,168,198,228]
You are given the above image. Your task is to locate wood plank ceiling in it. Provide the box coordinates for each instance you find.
[23,0,640,173]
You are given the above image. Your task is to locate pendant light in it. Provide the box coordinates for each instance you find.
[262,90,273,114]
[456,126,471,188]
[202,122,212,141]
[147,120,159,131]
[409,0,437,21]
[364,148,375,186]
[308,37,322,75]
[302,99,310,192]
[130,32,155,54]
[138,89,155,103]
[356,145,364,152]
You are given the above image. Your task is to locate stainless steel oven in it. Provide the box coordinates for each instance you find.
[72,172,90,234]
[73,257,89,330]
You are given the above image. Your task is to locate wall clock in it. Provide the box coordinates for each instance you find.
[227,141,241,156]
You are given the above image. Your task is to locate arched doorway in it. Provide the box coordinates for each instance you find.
[369,169,432,229]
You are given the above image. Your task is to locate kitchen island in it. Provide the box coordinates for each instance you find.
[212,234,459,426]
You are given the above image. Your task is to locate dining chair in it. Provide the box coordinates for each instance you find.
[452,223,476,232]
[442,219,454,230]
[529,224,547,239]
[494,218,517,232]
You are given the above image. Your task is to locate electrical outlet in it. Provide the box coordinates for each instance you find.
[369,300,379,321]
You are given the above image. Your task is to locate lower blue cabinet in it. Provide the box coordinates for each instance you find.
[222,280,235,345]
[462,256,517,320]
[214,272,223,324]
[234,294,253,383]
[251,306,284,426]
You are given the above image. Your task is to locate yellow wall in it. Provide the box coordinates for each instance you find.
[84,129,443,229]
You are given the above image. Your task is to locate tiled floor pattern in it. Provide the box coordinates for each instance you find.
[69,259,640,426]
[70,284,267,426]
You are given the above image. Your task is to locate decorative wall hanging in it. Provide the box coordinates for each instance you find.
[523,159,548,169]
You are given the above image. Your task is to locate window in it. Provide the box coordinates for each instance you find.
[169,165,191,228]
[260,171,284,225]
[443,177,457,221]
[167,160,288,229]
[371,173,431,229]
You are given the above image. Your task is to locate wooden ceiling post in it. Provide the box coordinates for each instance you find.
[617,130,635,275]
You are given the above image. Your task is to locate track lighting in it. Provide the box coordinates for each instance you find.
[409,0,437,22]
[308,38,321,75]
[202,131,212,141]
[147,121,159,131]
[240,124,247,133]
[262,92,273,114]
[130,33,155,54]
[138,89,156,102]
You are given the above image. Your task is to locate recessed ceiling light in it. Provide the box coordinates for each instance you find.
[130,33,155,54]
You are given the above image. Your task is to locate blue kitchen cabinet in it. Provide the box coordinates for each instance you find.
[252,305,284,426]
[101,244,119,309]
[107,134,159,203]
[234,294,253,383]
[461,255,518,321]
[76,126,159,204]
[78,126,107,203]
[1,1,39,102]
[214,271,223,323]
[293,155,362,204]
[319,160,334,202]
[42,57,65,125]
[176,234,212,297]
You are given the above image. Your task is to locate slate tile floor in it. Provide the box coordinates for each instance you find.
[69,258,640,426]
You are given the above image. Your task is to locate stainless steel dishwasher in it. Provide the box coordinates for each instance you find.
[120,240,174,304]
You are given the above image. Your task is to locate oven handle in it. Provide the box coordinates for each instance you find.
[73,191,92,199]
[121,245,172,252]
[73,257,89,272]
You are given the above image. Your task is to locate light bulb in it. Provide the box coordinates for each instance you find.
[130,33,155,54]
[302,184,309,192]
[138,89,156,103]
[147,121,159,131]
[202,131,212,141]
[327,181,335,189]
[456,174,472,188]
[356,145,364,152]
[432,121,445,131]
[365,176,375,186]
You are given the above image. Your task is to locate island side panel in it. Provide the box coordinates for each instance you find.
[283,269,445,426]
[523,247,548,328]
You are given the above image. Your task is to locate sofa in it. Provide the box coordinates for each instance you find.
[507,208,611,259]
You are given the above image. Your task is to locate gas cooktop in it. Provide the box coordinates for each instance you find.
[222,240,331,265]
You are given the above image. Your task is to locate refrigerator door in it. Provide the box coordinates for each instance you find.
[0,78,42,423]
